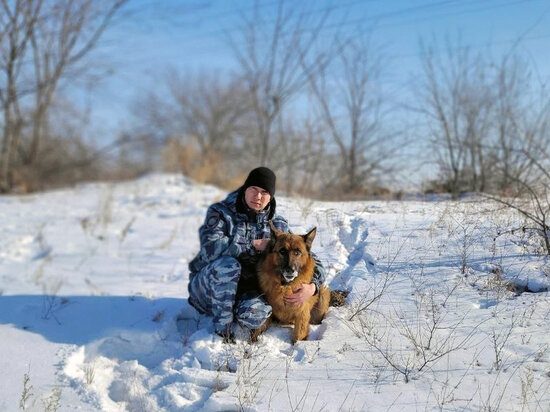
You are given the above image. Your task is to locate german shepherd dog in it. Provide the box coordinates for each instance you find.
[251,222,332,343]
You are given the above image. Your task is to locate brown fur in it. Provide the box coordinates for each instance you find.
[251,222,330,343]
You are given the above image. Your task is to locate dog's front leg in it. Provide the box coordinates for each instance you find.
[292,308,310,343]
[250,317,272,343]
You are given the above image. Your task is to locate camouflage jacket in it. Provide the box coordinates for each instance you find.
[188,187,326,293]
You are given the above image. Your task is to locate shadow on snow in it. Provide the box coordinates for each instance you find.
[0,294,193,346]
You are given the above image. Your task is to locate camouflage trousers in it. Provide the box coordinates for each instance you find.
[188,256,271,334]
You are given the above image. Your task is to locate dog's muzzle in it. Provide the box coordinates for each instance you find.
[282,269,299,284]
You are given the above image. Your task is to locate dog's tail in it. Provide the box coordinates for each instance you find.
[329,290,349,307]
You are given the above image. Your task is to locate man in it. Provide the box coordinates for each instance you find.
[188,166,326,342]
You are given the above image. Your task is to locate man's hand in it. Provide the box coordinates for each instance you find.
[252,238,270,251]
[284,283,316,305]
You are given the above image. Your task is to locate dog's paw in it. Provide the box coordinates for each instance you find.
[249,332,260,343]
[215,325,236,344]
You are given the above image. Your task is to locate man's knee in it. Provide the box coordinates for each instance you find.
[189,256,240,297]
[212,256,241,280]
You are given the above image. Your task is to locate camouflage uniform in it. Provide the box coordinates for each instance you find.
[188,188,326,335]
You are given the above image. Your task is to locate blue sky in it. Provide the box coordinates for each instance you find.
[84,0,550,148]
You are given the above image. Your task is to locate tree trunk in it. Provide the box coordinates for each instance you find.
[0,114,13,192]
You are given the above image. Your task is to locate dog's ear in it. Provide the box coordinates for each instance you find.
[268,221,280,250]
[269,221,282,238]
[303,227,317,252]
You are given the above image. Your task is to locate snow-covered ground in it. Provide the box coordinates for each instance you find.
[1,174,549,411]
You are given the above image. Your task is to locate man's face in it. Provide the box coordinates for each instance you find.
[244,186,271,211]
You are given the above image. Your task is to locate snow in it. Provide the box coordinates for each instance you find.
[1,173,549,411]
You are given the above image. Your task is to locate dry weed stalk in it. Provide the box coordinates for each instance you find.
[19,372,34,411]
[490,317,515,372]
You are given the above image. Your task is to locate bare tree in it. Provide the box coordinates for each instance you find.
[0,0,42,192]
[483,98,550,255]
[417,38,550,252]
[418,41,495,198]
[26,0,126,166]
[307,36,397,196]
[417,38,549,200]
[459,66,493,193]
[273,117,325,195]
[229,0,336,167]
[168,71,249,164]
[0,0,128,192]
[491,56,538,192]
[132,71,250,185]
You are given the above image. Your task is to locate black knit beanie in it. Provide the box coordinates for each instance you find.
[243,167,276,196]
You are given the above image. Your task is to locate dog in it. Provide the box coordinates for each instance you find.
[250,222,334,343]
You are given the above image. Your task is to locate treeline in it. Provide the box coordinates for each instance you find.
[1,1,549,202]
